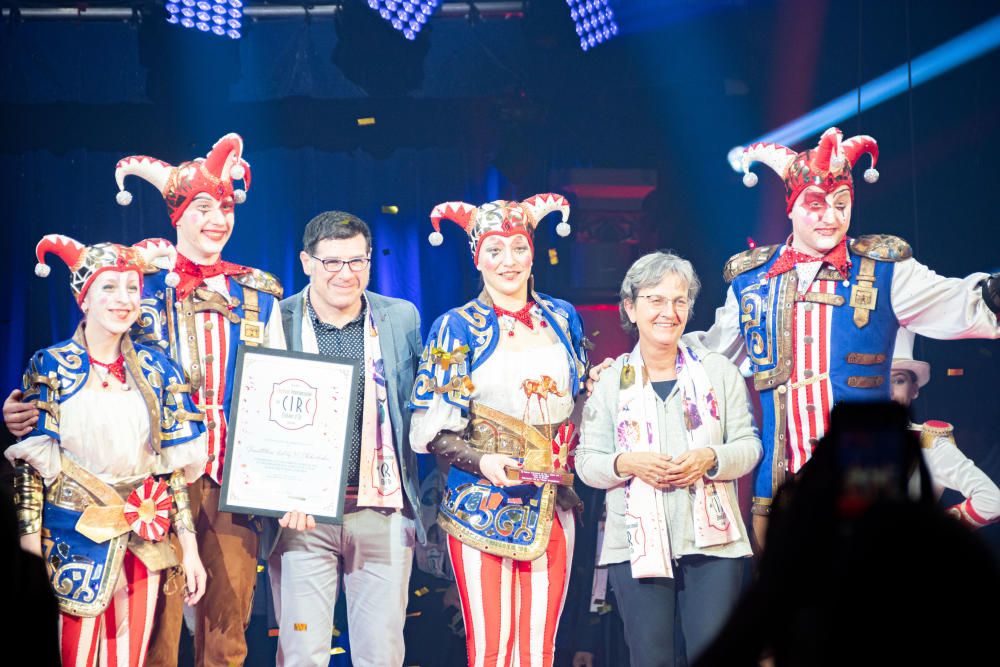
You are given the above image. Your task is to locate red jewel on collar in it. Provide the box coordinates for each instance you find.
[494,301,540,335]
[89,354,126,387]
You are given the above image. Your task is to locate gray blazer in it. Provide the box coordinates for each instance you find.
[259,286,425,558]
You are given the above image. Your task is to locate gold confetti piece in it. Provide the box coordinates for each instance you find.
[548,248,558,265]
[294,623,308,631]
[947,368,964,376]
[357,117,376,126]
[332,627,341,637]
[332,647,346,655]
[381,205,399,214]
[257,565,265,573]
[406,611,422,618]
[414,586,430,597]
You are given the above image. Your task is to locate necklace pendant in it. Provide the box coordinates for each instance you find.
[102,381,109,388]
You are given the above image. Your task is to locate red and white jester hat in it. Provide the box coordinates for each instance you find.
[114,133,251,226]
[741,127,880,213]
[34,235,176,306]
[428,193,571,264]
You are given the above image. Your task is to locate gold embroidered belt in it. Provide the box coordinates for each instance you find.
[468,403,574,485]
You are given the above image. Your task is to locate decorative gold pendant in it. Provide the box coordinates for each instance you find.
[239,320,263,345]
[849,284,878,310]
[620,364,635,390]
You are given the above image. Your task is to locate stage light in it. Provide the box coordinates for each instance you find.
[730,13,1000,171]
[366,0,439,40]
[567,0,618,51]
[165,0,242,39]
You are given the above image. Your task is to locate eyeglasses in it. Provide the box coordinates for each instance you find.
[310,255,371,273]
[634,295,690,312]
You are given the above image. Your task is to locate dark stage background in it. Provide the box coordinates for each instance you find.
[1,0,998,549]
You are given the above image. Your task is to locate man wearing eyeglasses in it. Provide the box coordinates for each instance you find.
[261,210,425,667]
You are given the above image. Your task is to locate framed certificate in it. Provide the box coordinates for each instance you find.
[219,346,362,524]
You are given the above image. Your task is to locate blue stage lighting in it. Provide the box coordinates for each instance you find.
[729,13,1000,171]
[366,0,440,40]
[567,0,619,51]
[165,0,242,39]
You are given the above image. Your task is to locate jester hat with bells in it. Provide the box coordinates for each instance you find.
[34,235,177,306]
[114,133,251,226]
[428,194,571,264]
[741,127,880,214]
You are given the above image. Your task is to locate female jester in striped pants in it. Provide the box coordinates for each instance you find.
[409,194,589,666]
[7,236,207,666]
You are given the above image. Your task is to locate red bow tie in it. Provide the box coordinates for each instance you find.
[173,253,251,301]
[766,238,850,280]
[494,301,545,331]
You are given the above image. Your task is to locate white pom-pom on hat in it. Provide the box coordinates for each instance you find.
[35,263,51,278]
[556,221,571,237]
[428,231,444,246]
[230,164,245,181]
[743,172,758,188]
[116,190,133,206]
[233,189,247,204]
[863,168,879,184]
[165,271,180,288]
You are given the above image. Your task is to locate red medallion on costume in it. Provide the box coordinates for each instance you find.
[123,477,173,543]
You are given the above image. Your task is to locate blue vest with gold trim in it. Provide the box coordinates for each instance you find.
[21,336,204,616]
[728,237,906,501]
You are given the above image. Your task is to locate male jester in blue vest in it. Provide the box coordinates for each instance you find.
[691,127,1000,548]
[112,134,289,666]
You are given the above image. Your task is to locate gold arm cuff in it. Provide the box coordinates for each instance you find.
[751,496,773,516]
[168,472,196,534]
[166,382,192,394]
[14,460,44,535]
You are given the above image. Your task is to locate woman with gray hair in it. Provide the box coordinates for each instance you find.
[575,251,761,667]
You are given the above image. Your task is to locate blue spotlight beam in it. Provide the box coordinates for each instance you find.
[729,13,1000,170]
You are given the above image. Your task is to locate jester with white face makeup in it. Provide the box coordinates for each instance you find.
[6,236,208,667]
[409,194,588,667]
[686,126,1000,550]
[114,134,289,666]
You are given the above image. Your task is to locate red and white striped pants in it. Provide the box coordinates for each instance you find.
[59,551,161,667]
[448,508,575,667]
